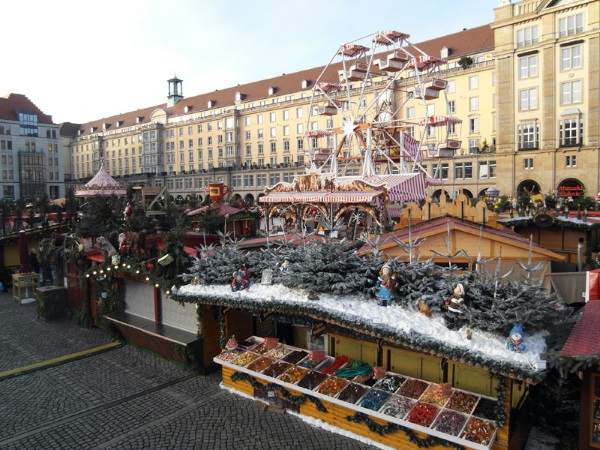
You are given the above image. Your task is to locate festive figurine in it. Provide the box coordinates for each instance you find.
[277,259,290,272]
[506,323,526,352]
[124,202,134,219]
[418,300,432,317]
[375,264,396,306]
[238,263,251,282]
[231,269,249,292]
[225,335,238,351]
[444,283,466,330]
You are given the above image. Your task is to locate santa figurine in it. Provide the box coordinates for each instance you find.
[506,323,526,352]
[231,269,249,292]
[124,202,134,219]
[444,283,466,330]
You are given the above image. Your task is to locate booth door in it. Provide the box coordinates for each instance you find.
[161,297,198,333]
[124,280,155,321]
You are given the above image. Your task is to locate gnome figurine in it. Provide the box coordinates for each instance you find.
[506,324,526,352]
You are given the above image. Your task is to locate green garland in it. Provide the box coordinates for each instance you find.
[230,371,328,412]
[345,412,464,449]
[494,374,508,428]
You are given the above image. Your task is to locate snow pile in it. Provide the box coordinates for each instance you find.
[177,281,547,375]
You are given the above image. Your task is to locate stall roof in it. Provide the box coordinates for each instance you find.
[561,300,600,359]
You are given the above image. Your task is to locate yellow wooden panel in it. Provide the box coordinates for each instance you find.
[389,349,420,378]
[361,342,378,367]
[292,326,308,349]
[421,355,443,383]
[452,363,496,397]
[335,337,362,361]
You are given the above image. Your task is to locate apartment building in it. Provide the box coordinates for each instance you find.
[62,0,598,206]
[0,94,64,201]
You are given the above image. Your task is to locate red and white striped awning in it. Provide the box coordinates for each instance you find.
[304,130,332,138]
[363,174,427,202]
[372,30,410,45]
[338,44,369,58]
[259,191,381,204]
[314,82,340,94]
[426,177,444,186]
[409,55,445,70]
[419,115,462,127]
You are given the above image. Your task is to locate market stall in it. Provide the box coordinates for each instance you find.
[215,336,503,450]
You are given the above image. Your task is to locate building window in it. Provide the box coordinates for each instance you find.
[565,155,577,167]
[447,80,456,93]
[297,139,304,151]
[296,107,303,119]
[257,174,267,186]
[246,131,251,140]
[258,129,264,139]
[257,114,263,124]
[479,160,496,178]
[245,145,251,157]
[258,143,264,154]
[559,13,583,38]
[270,142,277,153]
[270,127,276,138]
[447,101,455,114]
[269,173,280,185]
[524,158,534,169]
[440,163,449,180]
[516,25,539,48]
[469,97,479,111]
[407,107,415,119]
[469,139,480,153]
[469,76,478,90]
[559,117,584,147]
[518,123,540,150]
[519,55,538,79]
[244,175,254,187]
[270,112,276,122]
[560,80,582,105]
[284,141,290,152]
[561,45,582,70]
[469,117,479,134]
[519,88,538,111]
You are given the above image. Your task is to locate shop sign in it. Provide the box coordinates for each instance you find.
[558,185,583,197]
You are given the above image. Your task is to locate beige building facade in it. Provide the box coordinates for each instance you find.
[63,0,599,207]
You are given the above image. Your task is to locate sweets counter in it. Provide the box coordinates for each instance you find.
[214,337,498,450]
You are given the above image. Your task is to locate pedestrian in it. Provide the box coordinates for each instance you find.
[28,249,40,280]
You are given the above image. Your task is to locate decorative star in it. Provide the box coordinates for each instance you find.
[342,117,357,138]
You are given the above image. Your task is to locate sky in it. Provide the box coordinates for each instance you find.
[3,0,499,125]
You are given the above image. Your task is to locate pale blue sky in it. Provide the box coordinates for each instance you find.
[3,0,500,124]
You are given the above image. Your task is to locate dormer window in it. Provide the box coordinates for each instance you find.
[301,80,310,89]
[268,87,276,96]
[184,105,192,113]
[441,47,450,58]
[208,100,216,108]
[235,92,245,102]
[117,120,124,127]
[90,126,97,133]
[136,116,143,123]
[102,122,110,130]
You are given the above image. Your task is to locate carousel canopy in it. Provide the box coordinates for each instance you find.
[75,164,126,198]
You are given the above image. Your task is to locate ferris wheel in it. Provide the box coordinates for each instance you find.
[304,30,460,180]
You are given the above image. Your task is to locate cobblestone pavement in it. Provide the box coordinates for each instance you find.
[0,290,379,450]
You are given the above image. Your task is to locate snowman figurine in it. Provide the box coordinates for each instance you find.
[506,323,526,352]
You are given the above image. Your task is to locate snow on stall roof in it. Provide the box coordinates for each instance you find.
[176,281,547,380]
